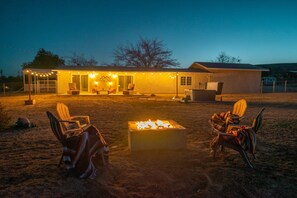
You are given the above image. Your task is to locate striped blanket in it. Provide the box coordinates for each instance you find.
[227,126,257,155]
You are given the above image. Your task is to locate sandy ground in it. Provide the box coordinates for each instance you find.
[0,93,297,197]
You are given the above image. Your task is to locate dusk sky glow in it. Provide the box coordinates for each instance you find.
[1,0,297,76]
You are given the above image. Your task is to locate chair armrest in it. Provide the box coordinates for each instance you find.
[70,116,91,124]
[218,132,237,137]
[64,128,84,137]
[59,119,81,128]
[238,116,245,120]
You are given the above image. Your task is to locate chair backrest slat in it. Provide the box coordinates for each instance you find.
[57,103,72,129]
[57,103,71,120]
[232,99,247,117]
[46,111,66,146]
[252,108,265,133]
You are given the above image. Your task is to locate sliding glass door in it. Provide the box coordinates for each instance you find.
[72,75,88,91]
[118,76,133,91]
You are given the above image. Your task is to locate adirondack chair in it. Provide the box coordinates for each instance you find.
[209,99,247,135]
[46,111,108,178]
[56,102,90,130]
[210,108,265,168]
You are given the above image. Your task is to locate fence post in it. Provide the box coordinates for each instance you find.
[284,80,287,92]
[273,81,276,93]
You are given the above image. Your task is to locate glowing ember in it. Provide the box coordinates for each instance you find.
[136,119,174,130]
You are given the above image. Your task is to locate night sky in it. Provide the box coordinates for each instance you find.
[1,0,297,76]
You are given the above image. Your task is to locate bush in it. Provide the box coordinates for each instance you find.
[0,103,11,130]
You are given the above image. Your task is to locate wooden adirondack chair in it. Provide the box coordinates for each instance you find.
[232,99,247,118]
[56,102,90,130]
[210,99,247,135]
[46,111,108,178]
[210,108,265,168]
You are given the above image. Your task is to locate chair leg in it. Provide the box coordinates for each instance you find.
[58,154,63,168]
[221,142,254,168]
[101,152,106,166]
[210,137,219,159]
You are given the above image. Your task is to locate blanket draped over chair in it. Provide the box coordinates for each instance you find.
[47,111,109,179]
[209,108,264,168]
[209,99,247,134]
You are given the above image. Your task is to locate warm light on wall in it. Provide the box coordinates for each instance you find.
[89,73,96,79]
[108,82,113,86]
[94,81,99,85]
[112,74,118,79]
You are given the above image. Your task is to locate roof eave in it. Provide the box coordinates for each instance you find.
[207,68,270,72]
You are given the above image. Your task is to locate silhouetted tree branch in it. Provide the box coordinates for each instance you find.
[113,38,179,68]
[214,52,241,63]
[66,53,98,66]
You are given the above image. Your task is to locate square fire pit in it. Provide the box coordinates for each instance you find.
[128,120,187,151]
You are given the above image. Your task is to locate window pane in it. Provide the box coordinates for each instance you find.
[180,76,186,85]
[187,77,192,85]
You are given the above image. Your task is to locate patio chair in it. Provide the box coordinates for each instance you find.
[67,83,80,95]
[46,111,109,178]
[210,108,265,168]
[56,102,90,130]
[123,83,135,95]
[209,99,247,135]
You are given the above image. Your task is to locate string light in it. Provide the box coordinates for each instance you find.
[24,69,55,78]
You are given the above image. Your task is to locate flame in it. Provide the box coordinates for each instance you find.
[136,119,173,130]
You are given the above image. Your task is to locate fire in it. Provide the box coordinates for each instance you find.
[136,119,173,130]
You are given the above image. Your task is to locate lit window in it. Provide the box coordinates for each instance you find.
[180,76,192,86]
[187,77,192,85]
[180,77,186,85]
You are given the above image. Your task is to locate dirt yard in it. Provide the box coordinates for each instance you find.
[0,93,297,197]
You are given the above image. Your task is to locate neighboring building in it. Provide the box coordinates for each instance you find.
[190,62,268,93]
[23,62,268,95]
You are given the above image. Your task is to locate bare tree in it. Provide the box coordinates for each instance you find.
[214,52,241,63]
[113,38,179,68]
[67,53,98,66]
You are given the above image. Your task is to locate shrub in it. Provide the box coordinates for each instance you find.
[0,103,11,130]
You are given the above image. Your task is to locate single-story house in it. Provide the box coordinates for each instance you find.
[53,66,209,95]
[23,62,268,95]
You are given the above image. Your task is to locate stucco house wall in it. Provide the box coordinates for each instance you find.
[56,70,209,94]
[211,70,262,93]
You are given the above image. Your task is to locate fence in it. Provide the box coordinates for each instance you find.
[261,80,297,93]
[24,80,57,94]
[0,82,23,96]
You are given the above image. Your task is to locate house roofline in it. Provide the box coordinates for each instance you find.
[52,66,209,73]
[191,62,269,72]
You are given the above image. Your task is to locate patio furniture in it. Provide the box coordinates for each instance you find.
[206,82,224,95]
[56,102,90,130]
[123,83,135,95]
[209,99,247,135]
[210,108,265,168]
[67,83,80,95]
[184,89,216,101]
[46,111,109,178]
